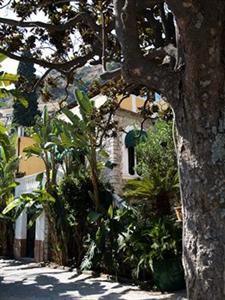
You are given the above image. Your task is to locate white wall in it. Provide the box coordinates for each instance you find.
[15,210,27,239]
[35,212,46,241]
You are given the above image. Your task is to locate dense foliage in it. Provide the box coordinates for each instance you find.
[12,56,40,127]
[0,124,18,256]
[3,91,184,291]
[124,119,180,217]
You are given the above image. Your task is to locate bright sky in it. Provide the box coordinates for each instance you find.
[1,2,82,76]
[1,2,49,75]
[1,58,19,74]
[0,3,18,73]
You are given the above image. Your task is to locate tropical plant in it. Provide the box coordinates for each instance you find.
[80,202,184,291]
[136,120,177,180]
[0,123,18,207]
[124,119,180,217]
[58,175,113,267]
[0,123,19,256]
[58,89,117,212]
[0,54,19,101]
[21,107,71,264]
[23,107,62,189]
[81,205,127,275]
[118,215,184,291]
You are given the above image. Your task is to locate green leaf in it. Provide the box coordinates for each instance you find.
[0,73,19,86]
[62,107,81,125]
[2,198,23,214]
[0,122,7,133]
[0,101,7,107]
[36,172,44,183]
[17,97,28,108]
[75,89,93,119]
[0,54,7,63]
[99,149,109,159]
[87,211,102,223]
[27,209,43,228]
[24,144,42,157]
[107,205,113,219]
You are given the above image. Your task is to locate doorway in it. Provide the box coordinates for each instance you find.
[26,210,35,258]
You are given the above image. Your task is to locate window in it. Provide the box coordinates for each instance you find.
[124,130,146,176]
[128,146,135,175]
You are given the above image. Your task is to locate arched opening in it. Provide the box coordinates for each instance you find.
[124,130,147,176]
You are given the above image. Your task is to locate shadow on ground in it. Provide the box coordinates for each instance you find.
[0,259,186,300]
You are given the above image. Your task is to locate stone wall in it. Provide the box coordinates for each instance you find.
[105,108,151,195]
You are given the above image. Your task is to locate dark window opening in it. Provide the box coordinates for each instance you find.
[26,211,35,258]
[128,146,135,175]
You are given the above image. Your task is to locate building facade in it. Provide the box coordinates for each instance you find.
[11,94,151,262]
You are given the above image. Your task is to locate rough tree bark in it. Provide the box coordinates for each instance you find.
[114,0,225,299]
[174,2,225,298]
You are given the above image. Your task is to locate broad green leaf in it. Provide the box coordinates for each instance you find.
[107,205,113,219]
[0,54,7,63]
[24,144,42,157]
[44,142,56,150]
[62,107,81,125]
[0,122,7,133]
[2,198,23,214]
[0,89,9,98]
[36,172,44,183]
[75,89,93,119]
[0,73,18,86]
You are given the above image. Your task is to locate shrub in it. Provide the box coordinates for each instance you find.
[59,175,113,267]
[124,119,180,217]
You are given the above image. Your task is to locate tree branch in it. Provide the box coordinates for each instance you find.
[33,68,52,92]
[100,68,121,81]
[137,0,163,11]
[0,48,93,72]
[0,13,90,32]
[0,0,12,9]
[114,0,180,100]
[97,94,129,148]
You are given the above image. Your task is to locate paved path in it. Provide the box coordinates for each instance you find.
[0,259,187,300]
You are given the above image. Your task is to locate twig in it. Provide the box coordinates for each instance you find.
[0,0,12,9]
[101,11,107,72]
[33,68,52,92]
[97,94,129,148]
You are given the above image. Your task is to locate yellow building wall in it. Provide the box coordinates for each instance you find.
[119,95,145,112]
[119,95,133,111]
[18,137,45,176]
[136,97,145,111]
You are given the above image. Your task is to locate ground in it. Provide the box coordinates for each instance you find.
[0,259,187,300]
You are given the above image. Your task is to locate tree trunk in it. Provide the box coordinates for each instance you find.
[174,7,225,296]
[89,144,100,211]
[114,0,225,298]
[168,3,225,298]
[177,116,225,299]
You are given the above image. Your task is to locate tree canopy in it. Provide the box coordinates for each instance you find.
[0,0,179,100]
[12,54,40,127]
